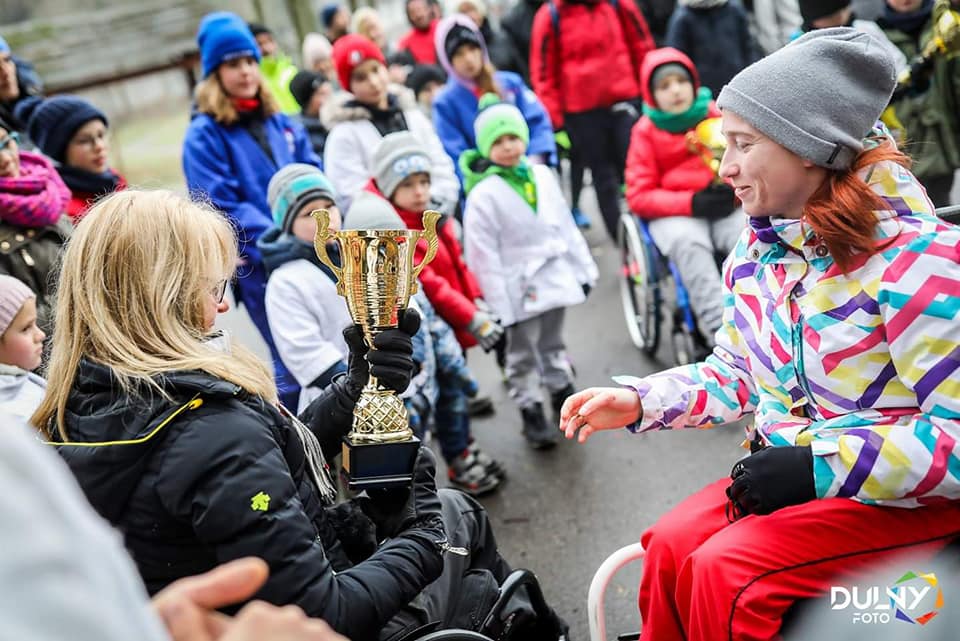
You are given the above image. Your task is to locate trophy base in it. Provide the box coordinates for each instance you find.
[341,435,421,491]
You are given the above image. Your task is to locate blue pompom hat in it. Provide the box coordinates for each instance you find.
[197,12,262,78]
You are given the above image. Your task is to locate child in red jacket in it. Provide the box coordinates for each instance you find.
[359,130,505,355]
[624,47,744,344]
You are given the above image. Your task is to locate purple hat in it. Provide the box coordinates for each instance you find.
[434,14,488,86]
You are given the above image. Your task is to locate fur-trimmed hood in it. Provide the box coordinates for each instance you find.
[320,84,418,129]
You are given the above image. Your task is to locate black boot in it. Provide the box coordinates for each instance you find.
[468,395,496,417]
[549,384,576,426]
[521,403,558,450]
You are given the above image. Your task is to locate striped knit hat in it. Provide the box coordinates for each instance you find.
[473,93,529,158]
[266,164,338,233]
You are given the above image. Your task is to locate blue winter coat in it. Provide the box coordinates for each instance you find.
[182,112,321,268]
[664,2,759,97]
[432,71,557,182]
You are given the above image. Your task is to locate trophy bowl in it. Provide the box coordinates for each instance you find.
[312,208,440,489]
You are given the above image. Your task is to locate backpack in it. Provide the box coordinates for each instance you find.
[547,0,620,32]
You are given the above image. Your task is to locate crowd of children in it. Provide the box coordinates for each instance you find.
[1,1,959,638]
[1,0,958,492]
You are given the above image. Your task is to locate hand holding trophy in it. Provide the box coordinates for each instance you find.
[312,206,441,490]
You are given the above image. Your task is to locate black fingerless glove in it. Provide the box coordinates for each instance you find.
[691,183,736,221]
[726,445,815,517]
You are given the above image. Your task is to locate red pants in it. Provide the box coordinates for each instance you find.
[639,478,960,641]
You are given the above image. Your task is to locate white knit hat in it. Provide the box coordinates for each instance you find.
[0,275,35,336]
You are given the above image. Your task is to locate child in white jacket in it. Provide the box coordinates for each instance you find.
[461,95,598,449]
[0,275,46,423]
[260,164,352,413]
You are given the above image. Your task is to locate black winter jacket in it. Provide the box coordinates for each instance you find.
[664,2,759,96]
[50,360,444,641]
[500,0,545,83]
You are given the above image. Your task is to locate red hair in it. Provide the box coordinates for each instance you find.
[802,137,911,274]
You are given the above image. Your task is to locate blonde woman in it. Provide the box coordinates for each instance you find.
[350,7,388,51]
[182,11,322,408]
[34,189,556,641]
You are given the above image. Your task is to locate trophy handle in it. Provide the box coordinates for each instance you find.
[411,210,441,282]
[311,209,344,290]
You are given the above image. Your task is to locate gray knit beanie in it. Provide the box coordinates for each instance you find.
[372,132,432,199]
[344,192,407,230]
[716,27,896,170]
[0,275,35,337]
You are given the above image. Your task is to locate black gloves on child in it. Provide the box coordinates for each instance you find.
[726,445,816,517]
[691,183,737,221]
[341,307,421,399]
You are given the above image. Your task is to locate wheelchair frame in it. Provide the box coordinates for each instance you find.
[595,204,960,641]
[617,213,706,366]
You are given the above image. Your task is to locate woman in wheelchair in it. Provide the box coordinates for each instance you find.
[563,28,960,641]
[33,190,566,641]
[624,47,745,348]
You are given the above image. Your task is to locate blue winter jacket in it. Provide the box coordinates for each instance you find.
[432,71,557,182]
[664,2,759,96]
[182,112,321,268]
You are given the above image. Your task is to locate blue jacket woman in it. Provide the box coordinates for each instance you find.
[432,14,556,180]
[181,12,321,408]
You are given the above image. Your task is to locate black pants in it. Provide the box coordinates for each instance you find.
[380,490,511,640]
[565,101,639,240]
[380,490,562,641]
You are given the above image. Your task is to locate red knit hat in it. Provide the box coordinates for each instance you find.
[332,34,387,91]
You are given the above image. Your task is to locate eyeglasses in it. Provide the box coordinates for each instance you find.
[71,130,109,149]
[212,279,228,304]
[0,131,19,152]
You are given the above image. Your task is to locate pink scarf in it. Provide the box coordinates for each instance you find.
[0,152,70,228]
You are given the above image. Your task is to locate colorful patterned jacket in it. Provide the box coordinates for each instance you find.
[619,159,960,508]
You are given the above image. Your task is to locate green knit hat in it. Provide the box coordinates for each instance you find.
[473,93,529,159]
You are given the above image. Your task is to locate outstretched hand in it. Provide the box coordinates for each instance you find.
[153,557,347,641]
[559,387,642,443]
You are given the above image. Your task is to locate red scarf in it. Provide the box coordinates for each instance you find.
[231,97,262,113]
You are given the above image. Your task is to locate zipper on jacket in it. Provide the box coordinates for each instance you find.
[791,312,815,418]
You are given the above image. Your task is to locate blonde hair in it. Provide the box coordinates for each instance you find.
[194,73,282,125]
[32,190,277,439]
[302,32,333,70]
[351,7,380,39]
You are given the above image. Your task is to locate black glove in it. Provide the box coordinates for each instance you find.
[342,307,421,398]
[362,447,444,539]
[726,446,815,517]
[891,56,936,101]
[582,283,592,298]
[691,183,736,221]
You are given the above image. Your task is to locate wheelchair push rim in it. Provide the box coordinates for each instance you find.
[617,214,660,355]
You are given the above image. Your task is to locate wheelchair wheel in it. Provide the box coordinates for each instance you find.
[617,214,660,355]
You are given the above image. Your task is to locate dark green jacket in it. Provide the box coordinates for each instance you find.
[881,17,960,180]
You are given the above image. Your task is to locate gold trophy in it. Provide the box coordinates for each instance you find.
[312,208,440,490]
[685,116,726,184]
